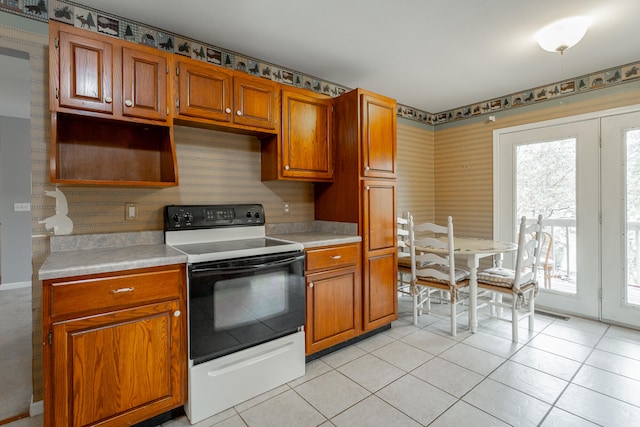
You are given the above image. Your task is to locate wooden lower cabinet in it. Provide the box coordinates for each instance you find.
[305,243,361,355]
[362,251,397,330]
[42,264,187,427]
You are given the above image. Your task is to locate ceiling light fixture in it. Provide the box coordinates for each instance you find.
[536,16,591,55]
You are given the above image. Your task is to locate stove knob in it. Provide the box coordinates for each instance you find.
[254,212,261,219]
[183,212,194,223]
[246,211,252,218]
[172,214,181,223]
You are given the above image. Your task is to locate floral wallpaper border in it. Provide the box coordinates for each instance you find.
[2,0,639,126]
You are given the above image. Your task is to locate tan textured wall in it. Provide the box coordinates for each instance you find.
[396,120,434,224]
[434,84,640,239]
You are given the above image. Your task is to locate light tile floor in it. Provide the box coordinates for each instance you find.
[8,295,640,427]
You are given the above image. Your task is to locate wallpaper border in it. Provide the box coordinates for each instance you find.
[2,0,639,126]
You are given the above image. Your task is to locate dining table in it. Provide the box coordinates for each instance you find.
[417,237,518,333]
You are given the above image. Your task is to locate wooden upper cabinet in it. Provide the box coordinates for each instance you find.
[262,89,332,181]
[122,47,168,121]
[176,59,232,122]
[52,21,168,124]
[233,74,277,130]
[361,93,397,179]
[49,22,177,187]
[57,28,113,114]
[173,56,277,133]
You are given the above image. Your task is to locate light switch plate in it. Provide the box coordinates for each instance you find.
[14,202,31,212]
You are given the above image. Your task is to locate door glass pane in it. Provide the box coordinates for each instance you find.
[626,129,640,306]
[516,139,577,293]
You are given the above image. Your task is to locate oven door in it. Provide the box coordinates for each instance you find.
[188,250,305,365]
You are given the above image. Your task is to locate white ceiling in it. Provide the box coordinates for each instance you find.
[77,0,640,113]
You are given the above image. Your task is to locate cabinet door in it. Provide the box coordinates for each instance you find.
[58,29,113,114]
[51,300,185,427]
[122,47,167,121]
[362,180,397,330]
[306,266,360,354]
[281,90,333,180]
[361,94,396,178]
[233,75,277,129]
[177,60,232,122]
[362,251,397,330]
[362,180,396,253]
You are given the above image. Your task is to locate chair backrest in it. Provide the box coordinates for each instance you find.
[514,214,544,288]
[397,212,410,258]
[539,231,553,267]
[529,230,553,269]
[409,216,457,284]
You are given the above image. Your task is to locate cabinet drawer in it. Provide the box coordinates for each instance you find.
[306,244,358,272]
[50,266,183,318]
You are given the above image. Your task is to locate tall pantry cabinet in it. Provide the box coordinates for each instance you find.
[315,88,398,331]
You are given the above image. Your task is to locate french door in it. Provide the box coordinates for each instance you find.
[601,111,640,326]
[496,120,600,318]
[496,108,640,328]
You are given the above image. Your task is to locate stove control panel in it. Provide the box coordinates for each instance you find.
[164,204,265,230]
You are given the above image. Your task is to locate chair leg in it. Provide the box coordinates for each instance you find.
[511,295,519,343]
[450,290,456,337]
[528,290,535,332]
[413,291,419,326]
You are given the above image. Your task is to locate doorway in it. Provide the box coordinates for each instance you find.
[495,106,640,328]
[601,111,640,326]
[496,119,600,319]
[0,49,33,422]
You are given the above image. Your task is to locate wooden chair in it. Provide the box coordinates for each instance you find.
[408,215,470,336]
[476,215,543,342]
[539,231,555,288]
[397,213,411,297]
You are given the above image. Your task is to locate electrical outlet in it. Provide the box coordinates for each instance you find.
[283,202,290,215]
[125,203,138,221]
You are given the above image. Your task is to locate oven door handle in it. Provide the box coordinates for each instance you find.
[190,255,304,277]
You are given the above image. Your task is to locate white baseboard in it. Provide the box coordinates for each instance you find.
[0,281,31,291]
[30,398,43,416]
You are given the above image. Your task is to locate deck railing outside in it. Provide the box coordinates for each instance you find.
[538,217,640,305]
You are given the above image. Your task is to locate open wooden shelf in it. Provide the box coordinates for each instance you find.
[51,113,178,187]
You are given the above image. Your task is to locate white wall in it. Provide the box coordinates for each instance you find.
[0,50,31,287]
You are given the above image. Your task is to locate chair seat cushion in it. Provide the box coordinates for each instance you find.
[477,267,538,292]
[398,255,431,269]
[477,267,515,287]
[416,264,470,284]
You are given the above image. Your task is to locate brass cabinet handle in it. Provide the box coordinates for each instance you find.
[330,255,342,260]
